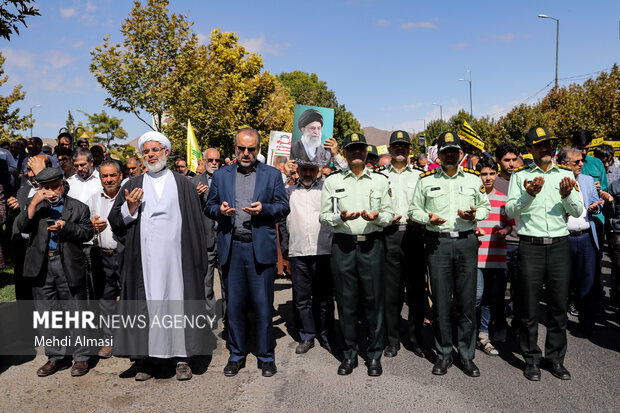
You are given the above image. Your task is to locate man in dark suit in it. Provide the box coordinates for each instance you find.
[15,167,94,377]
[205,128,290,377]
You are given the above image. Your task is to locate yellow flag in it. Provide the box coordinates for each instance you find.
[458,121,485,151]
[186,119,201,173]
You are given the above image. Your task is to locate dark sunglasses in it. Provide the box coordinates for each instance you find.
[237,146,257,153]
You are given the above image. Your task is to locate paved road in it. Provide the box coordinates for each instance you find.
[1,272,619,413]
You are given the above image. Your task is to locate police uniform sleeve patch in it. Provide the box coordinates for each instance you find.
[574,182,580,192]
[480,184,485,193]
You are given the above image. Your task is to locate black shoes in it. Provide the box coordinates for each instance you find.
[258,361,277,377]
[383,345,399,358]
[296,340,315,354]
[549,363,571,380]
[366,359,382,377]
[223,359,246,377]
[337,358,358,375]
[460,359,480,377]
[410,344,425,358]
[523,363,541,381]
[432,358,452,375]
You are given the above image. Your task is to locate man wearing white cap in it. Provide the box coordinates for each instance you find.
[108,131,211,382]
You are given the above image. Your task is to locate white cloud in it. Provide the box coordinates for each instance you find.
[85,1,97,12]
[401,21,437,30]
[494,33,516,43]
[196,33,208,45]
[377,19,391,27]
[45,50,76,69]
[72,40,85,48]
[1,48,36,69]
[239,34,287,56]
[451,42,470,50]
[403,103,423,111]
[60,8,76,18]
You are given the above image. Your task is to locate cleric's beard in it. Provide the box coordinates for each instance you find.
[301,132,321,149]
[146,155,168,173]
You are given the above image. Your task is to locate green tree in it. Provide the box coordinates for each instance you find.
[79,110,128,147]
[0,51,33,141]
[164,29,294,156]
[90,0,198,131]
[277,71,361,144]
[0,0,39,41]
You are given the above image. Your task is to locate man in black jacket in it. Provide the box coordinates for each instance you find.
[15,167,94,377]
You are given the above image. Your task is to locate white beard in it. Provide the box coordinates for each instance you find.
[146,155,168,173]
[301,132,321,149]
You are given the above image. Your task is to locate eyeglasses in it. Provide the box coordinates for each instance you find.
[142,147,164,155]
[237,146,257,153]
[570,159,584,165]
[206,158,220,163]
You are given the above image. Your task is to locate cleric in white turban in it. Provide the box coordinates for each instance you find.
[137,130,172,153]
[108,130,212,382]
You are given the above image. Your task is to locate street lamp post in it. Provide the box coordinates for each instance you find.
[416,118,426,131]
[458,69,473,120]
[29,104,41,137]
[538,14,559,89]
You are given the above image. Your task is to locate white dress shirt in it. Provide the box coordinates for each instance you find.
[87,189,119,250]
[66,169,102,204]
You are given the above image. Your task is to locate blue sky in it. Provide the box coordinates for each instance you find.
[3,0,619,143]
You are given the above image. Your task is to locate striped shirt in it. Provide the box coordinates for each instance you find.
[477,189,515,269]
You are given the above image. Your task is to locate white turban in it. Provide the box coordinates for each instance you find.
[138,131,171,153]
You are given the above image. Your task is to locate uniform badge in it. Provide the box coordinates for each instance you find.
[367,145,372,151]
[480,184,485,193]
[388,188,392,197]
[351,133,359,142]
[336,188,345,193]
[445,133,454,142]
[574,182,580,192]
[536,127,545,137]
[397,131,403,138]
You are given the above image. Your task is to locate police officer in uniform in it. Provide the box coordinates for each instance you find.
[506,126,583,381]
[320,133,394,377]
[409,131,490,377]
[383,130,427,358]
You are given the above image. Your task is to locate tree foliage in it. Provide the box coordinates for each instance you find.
[0,0,39,41]
[90,0,198,131]
[277,71,361,144]
[0,51,33,141]
[78,110,128,147]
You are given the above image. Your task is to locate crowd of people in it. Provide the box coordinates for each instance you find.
[1,124,618,383]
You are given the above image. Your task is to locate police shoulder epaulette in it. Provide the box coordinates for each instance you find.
[412,165,424,172]
[513,165,530,173]
[374,165,387,172]
[463,167,480,176]
[373,169,388,178]
[557,164,572,171]
[420,169,439,178]
[324,169,342,179]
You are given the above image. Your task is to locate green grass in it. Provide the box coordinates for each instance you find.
[0,266,16,302]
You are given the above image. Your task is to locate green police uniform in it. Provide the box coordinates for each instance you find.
[319,134,394,362]
[383,130,426,355]
[506,139,583,367]
[408,132,490,362]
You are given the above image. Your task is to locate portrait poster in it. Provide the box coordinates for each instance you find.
[290,104,335,165]
[267,131,292,170]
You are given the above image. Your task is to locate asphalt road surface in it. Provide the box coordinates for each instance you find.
[1,269,619,413]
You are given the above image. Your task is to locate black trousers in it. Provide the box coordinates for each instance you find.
[289,255,333,343]
[97,251,120,340]
[31,254,89,362]
[518,238,571,365]
[383,225,426,348]
[331,233,385,360]
[426,232,478,360]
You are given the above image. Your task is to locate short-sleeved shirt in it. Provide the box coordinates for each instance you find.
[386,164,422,219]
[477,190,515,269]
[506,162,583,237]
[408,166,490,232]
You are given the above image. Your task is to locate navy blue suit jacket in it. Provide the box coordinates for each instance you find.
[577,173,601,249]
[205,162,290,265]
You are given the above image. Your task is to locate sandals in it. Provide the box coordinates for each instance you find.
[477,334,499,356]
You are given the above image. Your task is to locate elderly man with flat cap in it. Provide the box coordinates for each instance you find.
[15,167,94,377]
[108,131,210,382]
[290,108,346,170]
